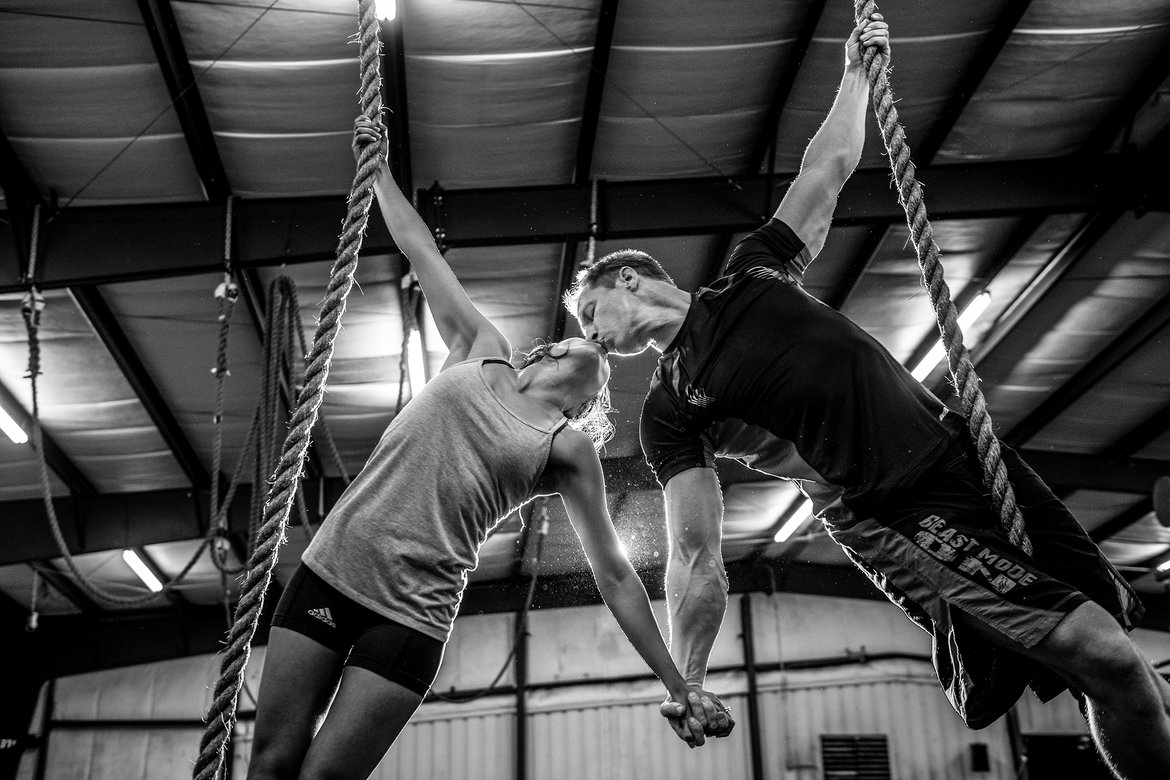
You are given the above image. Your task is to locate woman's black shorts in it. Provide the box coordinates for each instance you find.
[271,564,444,696]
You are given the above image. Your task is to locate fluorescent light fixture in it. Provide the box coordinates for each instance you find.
[1157,559,1170,574]
[376,0,397,21]
[406,328,427,392]
[121,549,164,593]
[774,499,814,543]
[0,404,28,445]
[910,292,993,381]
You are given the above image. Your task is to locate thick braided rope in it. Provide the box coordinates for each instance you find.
[191,2,384,776]
[852,1,1030,554]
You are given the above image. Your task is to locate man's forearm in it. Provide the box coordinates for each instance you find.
[666,551,728,684]
[799,63,870,179]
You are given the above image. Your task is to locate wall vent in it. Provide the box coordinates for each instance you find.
[821,734,892,779]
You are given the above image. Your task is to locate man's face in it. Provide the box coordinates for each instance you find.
[574,277,651,356]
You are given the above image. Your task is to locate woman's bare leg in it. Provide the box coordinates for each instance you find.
[246,627,345,780]
[297,666,424,780]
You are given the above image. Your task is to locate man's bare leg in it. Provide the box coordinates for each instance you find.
[1016,602,1170,780]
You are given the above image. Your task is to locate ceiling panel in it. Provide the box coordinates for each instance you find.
[0,1,203,205]
[0,289,188,494]
[1032,318,1170,453]
[593,0,801,179]
[404,0,599,188]
[979,211,1170,437]
[173,0,358,197]
[98,275,266,488]
[938,0,1170,161]
[772,0,1023,171]
[843,217,1019,362]
[0,563,81,618]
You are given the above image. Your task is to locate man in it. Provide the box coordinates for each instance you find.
[568,14,1170,779]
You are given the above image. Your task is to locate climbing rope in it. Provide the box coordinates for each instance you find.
[853,1,1031,554]
[192,0,384,775]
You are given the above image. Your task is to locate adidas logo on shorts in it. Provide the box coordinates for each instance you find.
[308,607,336,628]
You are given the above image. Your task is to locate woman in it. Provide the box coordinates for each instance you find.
[245,118,711,779]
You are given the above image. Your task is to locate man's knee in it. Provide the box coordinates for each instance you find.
[1037,603,1147,698]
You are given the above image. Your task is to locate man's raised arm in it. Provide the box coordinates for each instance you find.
[776,14,889,260]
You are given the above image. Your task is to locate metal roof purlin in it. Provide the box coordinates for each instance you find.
[916,0,1034,163]
[1004,287,1170,448]
[0,379,97,496]
[69,286,212,490]
[135,0,230,201]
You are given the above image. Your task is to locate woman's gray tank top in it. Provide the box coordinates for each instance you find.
[303,357,566,641]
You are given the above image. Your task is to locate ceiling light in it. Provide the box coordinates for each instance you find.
[122,549,163,593]
[774,499,814,543]
[0,404,28,445]
[910,292,993,381]
[376,0,397,21]
[1157,559,1170,574]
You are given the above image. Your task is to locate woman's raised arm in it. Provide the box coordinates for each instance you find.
[354,117,509,364]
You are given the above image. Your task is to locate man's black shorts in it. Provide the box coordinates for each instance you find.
[834,439,1142,649]
[272,564,445,696]
[824,438,1144,727]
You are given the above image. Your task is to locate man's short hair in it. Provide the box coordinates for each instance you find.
[562,249,676,314]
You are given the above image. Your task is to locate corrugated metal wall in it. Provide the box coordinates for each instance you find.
[757,662,1015,780]
[20,593,1157,780]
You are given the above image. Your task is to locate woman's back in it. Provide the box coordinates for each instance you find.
[304,357,565,641]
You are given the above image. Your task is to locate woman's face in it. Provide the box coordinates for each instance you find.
[548,337,611,397]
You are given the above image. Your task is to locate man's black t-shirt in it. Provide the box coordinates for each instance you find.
[640,219,961,515]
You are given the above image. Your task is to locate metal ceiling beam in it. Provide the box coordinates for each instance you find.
[1022,451,1169,495]
[0,380,96,496]
[918,213,1050,392]
[548,0,620,340]
[753,0,829,174]
[574,0,619,183]
[1005,287,1170,447]
[69,286,211,489]
[3,155,1156,296]
[132,546,188,609]
[969,209,1120,371]
[1082,53,1170,155]
[27,561,100,615]
[2,449,1160,567]
[379,14,412,194]
[550,240,579,341]
[1089,498,1154,543]
[916,0,1034,163]
[1105,402,1170,458]
[0,121,43,282]
[0,482,330,568]
[135,0,230,201]
[15,583,283,682]
[825,223,888,311]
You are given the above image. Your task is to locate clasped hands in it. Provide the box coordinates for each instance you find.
[661,685,735,748]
